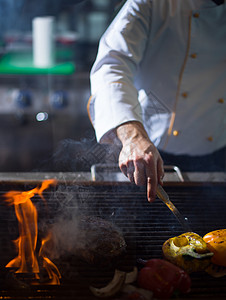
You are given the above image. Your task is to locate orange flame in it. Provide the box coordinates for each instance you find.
[39,233,61,285]
[4,179,60,285]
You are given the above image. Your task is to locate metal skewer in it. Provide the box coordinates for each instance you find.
[147,178,191,232]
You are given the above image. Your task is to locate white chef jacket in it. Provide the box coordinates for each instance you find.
[88,0,226,156]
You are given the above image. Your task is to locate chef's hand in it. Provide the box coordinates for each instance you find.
[116,121,164,202]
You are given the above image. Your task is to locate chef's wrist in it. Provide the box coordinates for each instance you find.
[116,121,150,144]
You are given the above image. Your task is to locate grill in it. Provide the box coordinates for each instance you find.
[0,180,226,299]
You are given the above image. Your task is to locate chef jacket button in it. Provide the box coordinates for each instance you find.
[182,92,188,98]
[193,13,200,18]
[173,130,180,136]
[218,98,224,104]
[207,136,213,142]
[190,53,197,59]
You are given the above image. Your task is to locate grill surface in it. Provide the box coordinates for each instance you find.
[0,181,226,299]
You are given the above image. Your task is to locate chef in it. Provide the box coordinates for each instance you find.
[88,0,226,202]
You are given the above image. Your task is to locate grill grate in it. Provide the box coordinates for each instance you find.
[0,182,226,299]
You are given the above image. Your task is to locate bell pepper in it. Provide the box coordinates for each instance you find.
[162,232,213,273]
[203,229,226,267]
[137,258,191,299]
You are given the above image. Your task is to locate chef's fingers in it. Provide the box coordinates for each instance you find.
[146,179,157,202]
[126,160,135,183]
[147,157,164,202]
[147,177,152,202]
[119,159,135,183]
[146,166,158,203]
[133,159,146,186]
[157,157,165,185]
[120,164,127,178]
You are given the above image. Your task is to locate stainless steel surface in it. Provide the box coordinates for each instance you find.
[0,72,90,116]
[90,163,226,183]
[184,172,226,182]
[0,72,95,172]
[0,171,225,183]
[156,184,191,232]
[164,165,184,182]
[91,163,127,182]
[91,163,186,182]
[0,172,92,183]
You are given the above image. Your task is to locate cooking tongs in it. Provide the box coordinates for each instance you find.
[156,184,191,232]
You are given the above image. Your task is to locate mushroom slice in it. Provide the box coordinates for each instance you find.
[89,269,126,298]
[125,267,138,284]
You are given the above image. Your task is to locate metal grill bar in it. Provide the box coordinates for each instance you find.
[0,182,226,299]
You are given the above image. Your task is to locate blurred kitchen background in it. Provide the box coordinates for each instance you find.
[0,0,124,172]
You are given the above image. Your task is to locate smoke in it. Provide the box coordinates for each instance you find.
[38,138,120,172]
[35,178,130,265]
[44,216,87,260]
[42,212,126,265]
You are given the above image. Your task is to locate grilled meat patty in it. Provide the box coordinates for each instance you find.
[75,216,126,264]
[46,215,126,265]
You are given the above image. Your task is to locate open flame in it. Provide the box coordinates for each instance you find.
[4,179,61,285]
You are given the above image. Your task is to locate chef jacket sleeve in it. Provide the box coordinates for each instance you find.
[88,0,152,143]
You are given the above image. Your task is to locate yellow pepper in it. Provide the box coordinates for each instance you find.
[162,232,213,273]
